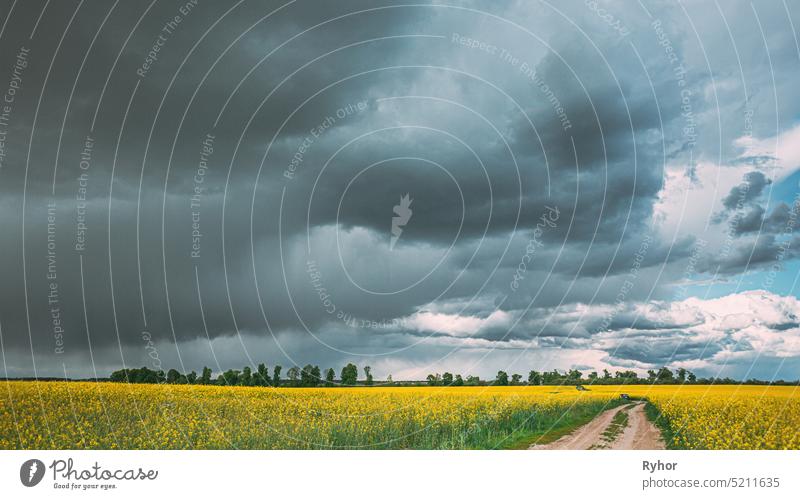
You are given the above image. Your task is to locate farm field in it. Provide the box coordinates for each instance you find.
[642,385,800,449]
[0,382,798,449]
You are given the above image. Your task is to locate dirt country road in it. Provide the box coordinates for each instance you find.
[530,402,665,450]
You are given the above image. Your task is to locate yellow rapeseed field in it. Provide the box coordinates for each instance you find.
[0,382,616,449]
[613,384,800,450]
[0,382,797,449]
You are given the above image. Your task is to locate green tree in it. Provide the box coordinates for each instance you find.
[109,367,177,384]
[364,366,373,386]
[273,365,282,387]
[241,366,252,386]
[542,370,562,384]
[426,373,441,386]
[603,369,612,380]
[587,371,598,381]
[109,369,127,382]
[687,371,697,383]
[495,371,509,386]
[166,369,180,384]
[200,366,212,385]
[453,374,464,386]
[256,363,271,386]
[111,367,163,384]
[677,368,687,383]
[341,363,358,386]
[287,366,301,386]
[465,375,480,386]
[511,373,522,385]
[528,370,542,385]
[441,372,454,386]
[186,371,197,384]
[300,364,316,387]
[324,368,335,387]
[657,367,674,383]
[220,369,240,386]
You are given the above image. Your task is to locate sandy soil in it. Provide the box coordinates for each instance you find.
[610,402,665,450]
[530,402,665,450]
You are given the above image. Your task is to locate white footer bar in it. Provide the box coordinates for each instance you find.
[1,450,798,498]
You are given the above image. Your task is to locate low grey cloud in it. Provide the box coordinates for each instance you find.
[721,171,771,211]
[731,201,799,236]
[1,0,799,381]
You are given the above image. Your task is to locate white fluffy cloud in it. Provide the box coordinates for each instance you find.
[394,290,800,376]
[402,309,512,337]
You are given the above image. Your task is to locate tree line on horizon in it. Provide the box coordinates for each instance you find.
[107,364,798,387]
[110,363,369,387]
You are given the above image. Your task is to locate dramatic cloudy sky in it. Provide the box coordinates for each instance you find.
[1,0,799,380]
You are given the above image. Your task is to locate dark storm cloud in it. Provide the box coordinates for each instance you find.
[0,0,440,349]
[731,202,799,236]
[603,335,722,365]
[721,171,771,211]
[695,234,800,275]
[1,0,799,378]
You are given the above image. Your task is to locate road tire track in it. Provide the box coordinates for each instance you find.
[530,402,665,450]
